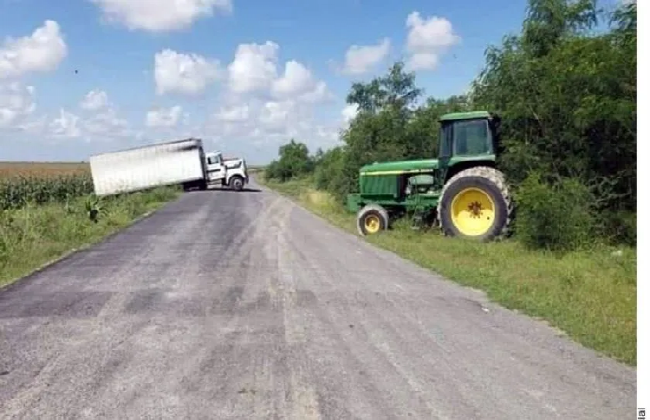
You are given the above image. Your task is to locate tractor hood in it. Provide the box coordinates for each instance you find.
[360,159,439,174]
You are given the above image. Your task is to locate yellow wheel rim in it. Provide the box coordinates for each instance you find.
[364,215,381,234]
[450,187,496,236]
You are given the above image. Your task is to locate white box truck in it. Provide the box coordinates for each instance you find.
[89,138,249,196]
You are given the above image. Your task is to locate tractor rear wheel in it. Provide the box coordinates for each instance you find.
[356,204,389,236]
[437,166,512,241]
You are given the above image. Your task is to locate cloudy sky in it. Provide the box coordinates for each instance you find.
[0,0,585,164]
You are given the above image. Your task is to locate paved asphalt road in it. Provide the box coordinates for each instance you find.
[0,178,636,419]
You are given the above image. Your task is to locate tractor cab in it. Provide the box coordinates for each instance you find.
[430,111,501,194]
[437,111,500,169]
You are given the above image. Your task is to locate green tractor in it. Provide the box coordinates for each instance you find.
[346,111,513,241]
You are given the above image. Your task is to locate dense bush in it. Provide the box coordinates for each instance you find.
[514,174,595,251]
[264,0,636,250]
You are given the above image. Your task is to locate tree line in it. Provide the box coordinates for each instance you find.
[265,0,636,250]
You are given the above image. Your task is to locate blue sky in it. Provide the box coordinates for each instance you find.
[0,0,538,164]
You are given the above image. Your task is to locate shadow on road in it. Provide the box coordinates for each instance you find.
[220,187,262,193]
[193,187,262,193]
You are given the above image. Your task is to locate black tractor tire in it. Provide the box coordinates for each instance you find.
[230,176,244,191]
[437,166,513,241]
[356,204,389,236]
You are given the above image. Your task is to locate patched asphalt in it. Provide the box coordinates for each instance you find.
[0,179,636,419]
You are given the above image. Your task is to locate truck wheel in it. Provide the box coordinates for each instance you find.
[230,176,244,191]
[437,166,512,241]
[356,204,389,236]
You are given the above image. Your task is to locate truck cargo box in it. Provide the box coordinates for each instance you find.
[89,138,206,196]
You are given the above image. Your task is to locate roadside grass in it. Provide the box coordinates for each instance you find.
[0,186,181,287]
[260,175,637,366]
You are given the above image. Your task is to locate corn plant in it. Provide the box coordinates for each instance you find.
[84,195,104,223]
[0,174,94,210]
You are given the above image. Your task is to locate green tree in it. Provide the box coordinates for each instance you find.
[265,139,314,182]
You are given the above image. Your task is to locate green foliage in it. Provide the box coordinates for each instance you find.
[515,174,595,251]
[266,0,636,249]
[313,146,344,191]
[471,0,636,216]
[265,139,314,182]
[347,62,424,113]
[0,174,94,210]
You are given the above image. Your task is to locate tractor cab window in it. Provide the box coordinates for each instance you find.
[453,119,493,156]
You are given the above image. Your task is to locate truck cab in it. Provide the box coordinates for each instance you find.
[204,151,249,191]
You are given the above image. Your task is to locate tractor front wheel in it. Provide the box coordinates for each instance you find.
[356,204,389,236]
[437,166,512,241]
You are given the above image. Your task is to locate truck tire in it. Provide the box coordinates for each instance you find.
[182,182,193,192]
[356,204,389,236]
[229,176,244,191]
[437,166,512,241]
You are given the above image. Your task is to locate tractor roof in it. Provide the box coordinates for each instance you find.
[439,111,492,122]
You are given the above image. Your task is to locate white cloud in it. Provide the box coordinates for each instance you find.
[259,100,293,130]
[90,0,232,32]
[80,89,109,111]
[84,108,130,137]
[341,38,390,75]
[271,61,314,97]
[298,81,331,104]
[0,82,36,128]
[45,94,132,141]
[50,109,82,138]
[341,103,359,124]
[215,104,249,122]
[271,60,331,102]
[0,20,67,79]
[226,41,331,104]
[201,96,340,153]
[227,42,279,95]
[154,49,221,96]
[407,53,439,71]
[405,12,460,71]
[206,41,337,153]
[146,105,183,127]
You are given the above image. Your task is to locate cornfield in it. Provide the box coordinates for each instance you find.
[0,163,94,210]
[0,174,95,210]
